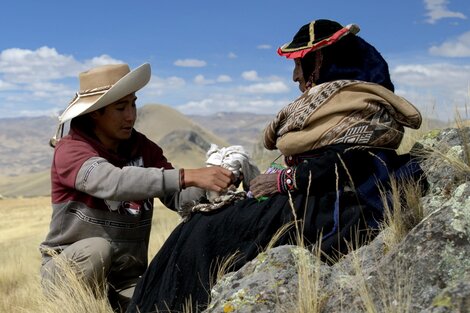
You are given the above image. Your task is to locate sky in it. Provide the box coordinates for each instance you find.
[0,0,469,121]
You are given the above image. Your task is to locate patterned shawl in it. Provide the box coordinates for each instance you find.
[264,80,422,156]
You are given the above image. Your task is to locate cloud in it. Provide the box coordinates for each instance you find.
[228,52,238,59]
[424,0,467,24]
[0,46,123,84]
[178,98,216,112]
[144,75,186,96]
[239,81,290,94]
[429,31,470,57]
[391,62,470,119]
[242,70,260,81]
[392,63,470,87]
[85,54,125,67]
[257,44,272,50]
[0,46,78,83]
[0,46,125,117]
[194,74,214,85]
[0,79,16,90]
[173,59,207,67]
[193,74,232,85]
[217,75,232,83]
[177,94,289,115]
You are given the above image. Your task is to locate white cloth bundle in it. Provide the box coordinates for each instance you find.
[205,144,260,191]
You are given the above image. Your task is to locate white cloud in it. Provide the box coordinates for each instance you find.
[429,31,470,57]
[193,74,232,85]
[0,47,155,117]
[242,70,260,81]
[176,91,291,115]
[0,79,16,90]
[228,52,238,59]
[0,46,123,84]
[217,75,232,83]
[178,98,216,113]
[85,54,125,67]
[194,74,214,85]
[257,44,272,50]
[174,59,207,67]
[0,46,78,83]
[392,63,470,87]
[239,81,290,94]
[391,62,470,119]
[144,75,186,96]
[424,0,467,24]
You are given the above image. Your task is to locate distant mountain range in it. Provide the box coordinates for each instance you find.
[0,104,274,197]
[0,104,452,198]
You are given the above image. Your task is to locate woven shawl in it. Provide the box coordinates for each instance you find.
[264,80,422,156]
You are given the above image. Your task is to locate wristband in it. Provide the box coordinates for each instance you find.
[179,168,186,189]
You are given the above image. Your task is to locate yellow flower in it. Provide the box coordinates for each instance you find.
[223,303,235,312]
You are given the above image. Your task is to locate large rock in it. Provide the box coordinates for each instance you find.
[205,127,470,313]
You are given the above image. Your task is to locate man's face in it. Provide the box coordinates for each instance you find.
[91,93,137,150]
[293,58,307,93]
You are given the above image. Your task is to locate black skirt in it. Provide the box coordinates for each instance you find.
[127,146,426,313]
[127,190,374,313]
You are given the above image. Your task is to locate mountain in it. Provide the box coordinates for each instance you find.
[0,116,57,177]
[0,104,231,197]
[134,104,229,169]
[0,104,454,198]
[188,112,275,150]
[188,111,281,170]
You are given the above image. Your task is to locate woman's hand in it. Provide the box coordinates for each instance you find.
[249,173,278,198]
[184,167,234,192]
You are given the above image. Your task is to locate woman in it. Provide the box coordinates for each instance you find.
[127,19,426,313]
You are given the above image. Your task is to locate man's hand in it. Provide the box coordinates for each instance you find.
[249,173,278,198]
[184,167,234,192]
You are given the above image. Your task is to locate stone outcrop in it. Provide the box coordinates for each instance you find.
[204,127,470,313]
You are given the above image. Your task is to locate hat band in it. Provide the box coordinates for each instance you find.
[68,84,112,105]
[278,24,360,59]
[49,122,64,147]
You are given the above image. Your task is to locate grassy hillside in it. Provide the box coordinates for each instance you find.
[0,170,51,198]
[136,104,226,144]
[0,196,180,313]
[135,104,229,169]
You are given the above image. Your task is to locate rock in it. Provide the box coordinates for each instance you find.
[204,127,470,313]
[205,245,312,313]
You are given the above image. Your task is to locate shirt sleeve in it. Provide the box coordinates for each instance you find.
[75,157,180,201]
[53,140,100,190]
[159,186,206,213]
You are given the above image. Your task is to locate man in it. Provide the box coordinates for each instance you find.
[40,63,233,311]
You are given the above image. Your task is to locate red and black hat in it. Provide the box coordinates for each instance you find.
[278,19,360,59]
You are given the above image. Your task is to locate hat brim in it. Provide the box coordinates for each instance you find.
[278,24,360,59]
[59,63,151,124]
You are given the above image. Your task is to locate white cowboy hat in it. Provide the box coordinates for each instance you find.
[60,63,151,123]
[50,63,151,146]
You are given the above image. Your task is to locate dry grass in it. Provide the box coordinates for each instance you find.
[36,253,114,313]
[0,196,50,313]
[2,114,468,312]
[0,196,180,313]
[379,176,426,250]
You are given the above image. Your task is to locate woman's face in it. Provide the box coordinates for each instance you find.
[293,58,307,93]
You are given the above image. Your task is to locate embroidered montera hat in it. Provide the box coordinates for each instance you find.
[278,19,360,59]
[50,63,151,147]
